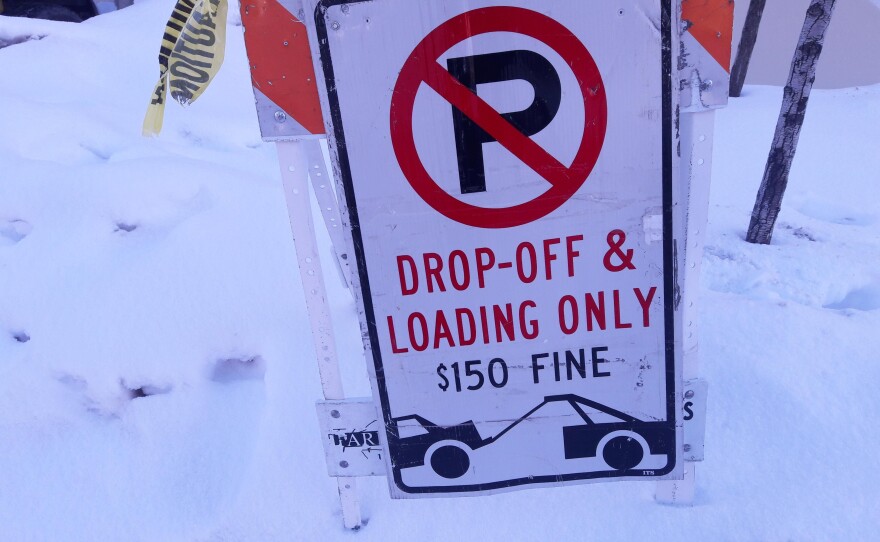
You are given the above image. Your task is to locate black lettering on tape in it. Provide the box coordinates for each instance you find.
[173,41,215,59]
[171,50,213,70]
[170,61,210,84]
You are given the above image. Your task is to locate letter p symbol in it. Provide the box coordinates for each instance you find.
[446,50,562,195]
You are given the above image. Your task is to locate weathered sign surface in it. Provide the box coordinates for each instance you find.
[309,0,682,497]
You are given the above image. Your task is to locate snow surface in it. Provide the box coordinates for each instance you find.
[1,3,879,541]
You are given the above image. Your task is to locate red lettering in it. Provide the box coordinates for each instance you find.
[543,238,560,279]
[397,255,418,295]
[634,286,657,327]
[516,242,537,283]
[408,312,429,351]
[493,303,515,342]
[448,250,470,290]
[478,306,490,344]
[433,310,454,349]
[423,253,445,293]
[558,295,578,335]
[387,315,408,353]
[613,290,632,329]
[586,292,606,331]
[389,301,543,351]
[455,308,476,346]
[519,300,539,339]
[566,235,583,277]
[475,247,495,288]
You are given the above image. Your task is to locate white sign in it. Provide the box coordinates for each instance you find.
[310,0,681,497]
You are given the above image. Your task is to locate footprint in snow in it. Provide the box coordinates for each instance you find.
[115,186,212,238]
[121,379,173,400]
[797,200,875,227]
[0,219,32,246]
[211,356,266,383]
[778,223,817,242]
[824,284,880,312]
[114,221,138,233]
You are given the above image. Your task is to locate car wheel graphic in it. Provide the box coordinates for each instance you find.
[427,441,471,479]
[602,434,645,470]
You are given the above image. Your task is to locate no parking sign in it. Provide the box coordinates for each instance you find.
[310,0,681,497]
[389,6,607,228]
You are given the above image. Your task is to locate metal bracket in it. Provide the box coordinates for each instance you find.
[658,366,707,508]
[683,378,708,462]
[316,398,387,477]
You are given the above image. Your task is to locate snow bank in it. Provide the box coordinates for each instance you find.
[1,2,878,540]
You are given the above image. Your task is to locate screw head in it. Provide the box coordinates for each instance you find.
[274,110,287,123]
[683,444,692,452]
[331,21,341,30]
[283,40,289,46]
[330,409,340,418]
[339,460,349,468]
[685,390,695,399]
[341,4,349,13]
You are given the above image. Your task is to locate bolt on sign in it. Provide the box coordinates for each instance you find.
[309,0,682,497]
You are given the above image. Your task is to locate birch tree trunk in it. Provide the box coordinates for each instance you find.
[746,0,836,245]
[730,0,766,98]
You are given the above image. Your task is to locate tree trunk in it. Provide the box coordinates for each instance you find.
[729,0,767,98]
[746,0,836,245]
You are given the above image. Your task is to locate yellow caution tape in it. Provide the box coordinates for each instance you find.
[143,0,228,136]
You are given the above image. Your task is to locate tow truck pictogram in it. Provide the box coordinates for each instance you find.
[389,394,674,479]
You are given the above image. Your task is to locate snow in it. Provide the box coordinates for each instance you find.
[1,3,879,540]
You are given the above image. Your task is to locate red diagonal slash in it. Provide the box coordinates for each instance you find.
[390,6,607,229]
[422,61,571,188]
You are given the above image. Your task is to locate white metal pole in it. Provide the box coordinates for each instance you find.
[679,111,716,383]
[655,109,715,505]
[276,139,363,530]
[303,140,353,289]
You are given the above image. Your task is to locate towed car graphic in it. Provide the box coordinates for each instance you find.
[389,394,674,479]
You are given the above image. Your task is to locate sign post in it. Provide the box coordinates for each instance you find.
[655,0,733,505]
[275,141,362,526]
[241,0,362,527]
[307,0,684,498]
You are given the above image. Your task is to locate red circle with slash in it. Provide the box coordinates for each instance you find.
[390,6,607,229]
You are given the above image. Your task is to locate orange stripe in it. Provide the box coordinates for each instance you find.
[241,0,325,134]
[681,0,735,72]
